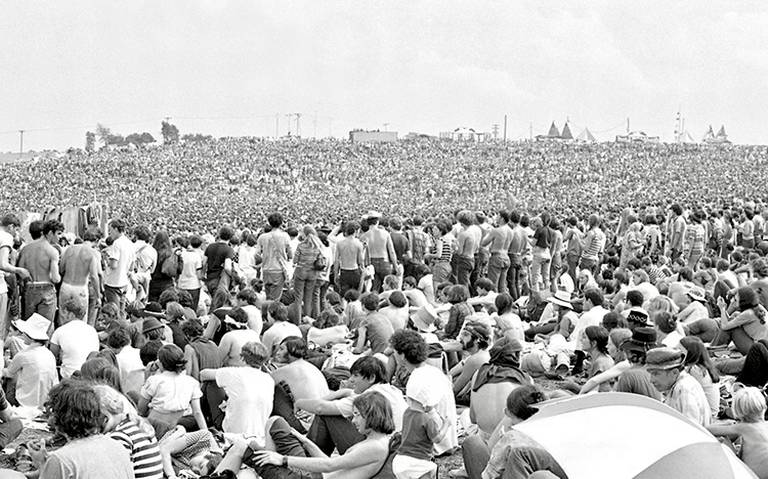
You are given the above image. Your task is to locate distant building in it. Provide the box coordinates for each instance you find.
[615,131,660,143]
[349,130,398,143]
[404,132,437,141]
[439,127,491,142]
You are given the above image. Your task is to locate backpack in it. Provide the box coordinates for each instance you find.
[161,249,183,277]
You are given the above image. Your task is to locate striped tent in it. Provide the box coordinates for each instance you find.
[514,392,756,479]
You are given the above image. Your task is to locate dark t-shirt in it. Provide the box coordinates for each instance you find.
[397,408,440,460]
[362,313,395,354]
[391,232,410,262]
[533,227,553,249]
[204,242,234,279]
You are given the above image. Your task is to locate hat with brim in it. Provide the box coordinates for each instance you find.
[410,305,437,333]
[12,313,50,341]
[645,347,685,371]
[545,290,573,309]
[142,317,164,334]
[686,288,706,303]
[620,326,657,353]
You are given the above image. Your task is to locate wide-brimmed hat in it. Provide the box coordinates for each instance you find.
[12,313,50,341]
[410,305,437,332]
[142,317,165,334]
[645,347,685,371]
[620,327,657,353]
[686,287,706,303]
[545,290,573,309]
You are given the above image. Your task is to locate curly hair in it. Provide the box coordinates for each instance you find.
[181,318,205,339]
[46,380,104,439]
[390,329,428,365]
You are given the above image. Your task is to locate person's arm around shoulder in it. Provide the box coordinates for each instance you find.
[252,431,383,472]
[199,367,217,383]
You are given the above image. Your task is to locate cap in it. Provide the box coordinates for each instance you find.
[645,347,685,371]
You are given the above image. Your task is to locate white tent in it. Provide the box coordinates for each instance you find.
[576,128,596,142]
[515,393,756,479]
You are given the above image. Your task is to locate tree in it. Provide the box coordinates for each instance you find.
[161,121,179,144]
[181,133,214,143]
[96,123,112,148]
[85,131,96,153]
[107,134,126,147]
[125,132,156,146]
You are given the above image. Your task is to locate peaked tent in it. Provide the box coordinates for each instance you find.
[717,125,728,139]
[703,125,715,142]
[560,122,573,140]
[547,122,561,138]
[577,128,596,142]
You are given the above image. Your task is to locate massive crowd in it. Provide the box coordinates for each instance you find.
[0,139,767,478]
[2,138,768,233]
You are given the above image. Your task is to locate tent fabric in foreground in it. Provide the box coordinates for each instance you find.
[513,392,757,479]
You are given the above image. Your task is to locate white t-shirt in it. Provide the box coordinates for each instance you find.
[105,235,135,288]
[0,230,13,295]
[140,371,202,415]
[115,346,146,394]
[261,321,302,357]
[216,367,275,442]
[50,320,100,378]
[178,249,204,290]
[242,304,264,336]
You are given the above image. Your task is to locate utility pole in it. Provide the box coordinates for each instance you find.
[626,117,630,134]
[294,113,302,137]
[492,124,499,140]
[18,130,24,158]
[285,114,292,136]
[503,115,507,143]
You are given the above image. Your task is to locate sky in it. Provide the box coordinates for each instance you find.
[1,1,767,152]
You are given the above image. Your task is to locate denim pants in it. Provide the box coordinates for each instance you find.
[487,254,511,294]
[454,255,475,291]
[23,283,57,323]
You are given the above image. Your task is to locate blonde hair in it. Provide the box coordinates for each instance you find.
[93,384,125,416]
[646,295,679,316]
[732,387,767,423]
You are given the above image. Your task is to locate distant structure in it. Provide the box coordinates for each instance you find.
[349,130,398,143]
[702,125,730,144]
[576,128,596,142]
[615,131,660,143]
[674,112,697,143]
[535,121,580,141]
[404,132,437,141]
[439,127,491,142]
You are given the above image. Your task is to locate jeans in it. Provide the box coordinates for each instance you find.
[201,381,226,430]
[263,270,287,301]
[87,282,100,327]
[487,254,511,295]
[23,283,57,323]
[566,253,580,285]
[182,288,201,314]
[682,318,718,343]
[307,413,365,455]
[431,261,452,287]
[454,255,475,291]
[499,447,568,479]
[370,258,393,293]
[470,250,489,295]
[530,251,551,293]
[687,251,703,271]
[462,434,491,479]
[312,279,330,318]
[0,292,7,340]
[712,326,755,355]
[578,257,598,276]
[507,255,523,300]
[337,269,361,297]
[0,418,22,448]
[242,417,311,479]
[293,267,317,319]
[103,284,127,311]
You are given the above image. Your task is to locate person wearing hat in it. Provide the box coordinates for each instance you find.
[539,290,578,341]
[613,327,662,400]
[218,307,261,367]
[646,347,711,426]
[2,313,58,408]
[712,286,768,355]
[677,287,710,325]
[359,211,398,293]
[451,320,492,405]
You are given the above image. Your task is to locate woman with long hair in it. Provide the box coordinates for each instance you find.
[292,226,323,318]
[149,230,175,302]
[584,325,615,392]
[680,336,720,417]
[713,286,768,355]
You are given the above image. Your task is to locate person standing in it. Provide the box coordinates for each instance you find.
[454,211,480,291]
[506,211,528,301]
[0,214,28,339]
[204,225,235,297]
[59,229,102,324]
[257,213,292,301]
[562,216,582,284]
[334,221,365,297]
[103,219,135,310]
[579,214,606,276]
[359,211,398,293]
[17,220,61,322]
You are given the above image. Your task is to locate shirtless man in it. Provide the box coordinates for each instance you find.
[359,212,397,293]
[455,210,481,290]
[59,230,102,324]
[482,210,514,294]
[17,220,61,322]
[0,214,29,338]
[334,221,365,297]
[271,336,330,403]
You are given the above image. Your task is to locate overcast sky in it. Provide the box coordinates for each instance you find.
[2,1,767,151]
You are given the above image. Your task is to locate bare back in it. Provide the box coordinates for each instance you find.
[18,240,59,283]
[61,244,98,286]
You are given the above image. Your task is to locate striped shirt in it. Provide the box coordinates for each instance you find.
[580,228,606,261]
[110,419,164,479]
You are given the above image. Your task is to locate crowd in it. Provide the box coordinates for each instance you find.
[1,138,768,233]
[0,140,767,478]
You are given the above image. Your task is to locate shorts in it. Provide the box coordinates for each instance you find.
[392,454,436,479]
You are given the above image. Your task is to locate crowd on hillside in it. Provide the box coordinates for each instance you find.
[2,138,768,233]
[0,186,768,478]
